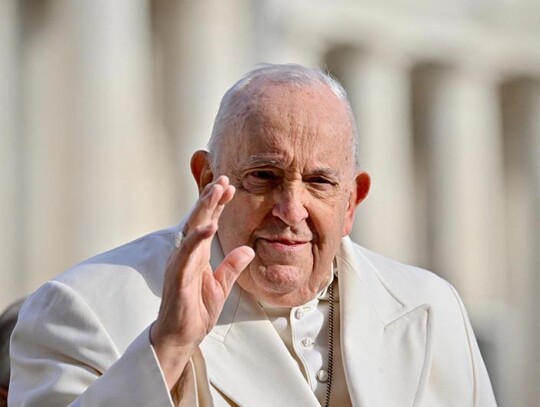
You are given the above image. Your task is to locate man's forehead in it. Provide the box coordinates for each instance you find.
[241,81,345,112]
[216,81,356,173]
[237,83,351,135]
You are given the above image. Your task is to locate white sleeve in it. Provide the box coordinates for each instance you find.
[9,281,197,407]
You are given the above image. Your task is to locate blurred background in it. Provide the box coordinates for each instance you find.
[1,0,539,405]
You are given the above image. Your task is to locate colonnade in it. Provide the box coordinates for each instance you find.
[1,1,539,406]
[0,0,176,301]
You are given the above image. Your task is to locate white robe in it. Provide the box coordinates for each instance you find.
[9,223,497,406]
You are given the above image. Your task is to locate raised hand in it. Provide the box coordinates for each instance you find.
[150,176,255,389]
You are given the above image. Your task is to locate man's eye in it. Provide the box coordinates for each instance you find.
[250,171,276,180]
[241,171,280,193]
[306,176,334,186]
[311,177,331,184]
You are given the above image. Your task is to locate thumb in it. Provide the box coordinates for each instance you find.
[214,246,255,296]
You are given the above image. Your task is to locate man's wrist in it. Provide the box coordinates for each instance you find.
[149,322,198,391]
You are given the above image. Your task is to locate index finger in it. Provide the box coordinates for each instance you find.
[184,176,232,235]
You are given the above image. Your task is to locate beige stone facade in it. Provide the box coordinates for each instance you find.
[1,1,539,405]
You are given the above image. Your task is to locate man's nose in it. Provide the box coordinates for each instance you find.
[271,185,309,226]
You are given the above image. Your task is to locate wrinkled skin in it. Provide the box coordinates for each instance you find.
[151,81,370,390]
[197,82,370,306]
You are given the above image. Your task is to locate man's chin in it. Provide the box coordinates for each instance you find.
[237,264,322,307]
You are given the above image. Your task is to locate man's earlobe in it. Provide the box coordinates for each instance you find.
[190,150,214,194]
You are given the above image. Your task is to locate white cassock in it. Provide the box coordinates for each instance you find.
[9,222,497,406]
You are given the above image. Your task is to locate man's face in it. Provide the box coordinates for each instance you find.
[214,82,369,307]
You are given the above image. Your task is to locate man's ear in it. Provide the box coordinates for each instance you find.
[190,150,214,194]
[343,171,371,236]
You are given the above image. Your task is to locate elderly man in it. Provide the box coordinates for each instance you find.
[10,64,496,406]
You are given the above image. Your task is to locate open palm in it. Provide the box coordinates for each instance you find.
[150,176,254,388]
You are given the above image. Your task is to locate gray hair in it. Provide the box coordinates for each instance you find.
[207,63,359,172]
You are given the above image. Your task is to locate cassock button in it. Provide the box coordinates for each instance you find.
[301,337,314,349]
[295,306,311,320]
[317,369,328,383]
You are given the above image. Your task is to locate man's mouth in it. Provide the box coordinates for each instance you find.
[257,238,310,252]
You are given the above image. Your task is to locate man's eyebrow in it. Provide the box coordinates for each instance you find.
[245,156,283,167]
[308,168,340,179]
[243,157,341,179]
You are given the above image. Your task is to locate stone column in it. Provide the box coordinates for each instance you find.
[65,0,175,257]
[19,0,77,293]
[6,0,173,305]
[500,78,540,407]
[13,0,174,283]
[419,65,506,305]
[153,0,252,215]
[529,81,540,407]
[329,50,418,265]
[413,63,508,405]
[0,0,22,309]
